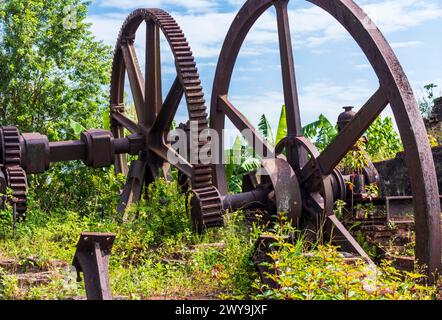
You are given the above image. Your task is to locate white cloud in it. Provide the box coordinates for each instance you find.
[390,41,423,49]
[361,0,442,33]
[96,0,215,12]
[86,13,125,46]
[289,0,442,48]
[298,81,376,125]
[85,0,441,132]
[355,64,370,69]
[226,80,378,135]
[87,0,442,61]
[170,12,235,58]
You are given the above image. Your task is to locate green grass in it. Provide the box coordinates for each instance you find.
[0,178,438,300]
[0,179,259,299]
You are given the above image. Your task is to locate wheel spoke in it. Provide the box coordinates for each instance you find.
[301,87,388,180]
[111,112,142,134]
[274,0,306,169]
[327,215,375,265]
[121,44,147,124]
[150,77,184,135]
[219,95,274,159]
[145,21,163,127]
[117,160,146,216]
[149,142,193,178]
[305,191,374,265]
[317,87,388,175]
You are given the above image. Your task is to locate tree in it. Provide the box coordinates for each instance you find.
[418,83,438,120]
[302,114,338,152]
[0,0,112,139]
[0,0,117,216]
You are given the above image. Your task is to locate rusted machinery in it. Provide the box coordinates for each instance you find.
[0,0,440,277]
[73,232,116,300]
[209,0,441,276]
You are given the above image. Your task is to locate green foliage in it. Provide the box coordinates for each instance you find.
[29,164,125,218]
[225,104,292,193]
[365,183,380,200]
[0,0,116,219]
[258,114,274,145]
[225,136,260,194]
[275,105,287,146]
[333,200,347,220]
[69,119,86,138]
[419,83,438,119]
[0,181,439,300]
[365,117,402,161]
[341,139,368,174]
[0,179,259,299]
[302,114,338,152]
[428,134,438,148]
[255,217,437,300]
[0,0,112,135]
[126,179,191,243]
[302,113,402,161]
[226,107,402,193]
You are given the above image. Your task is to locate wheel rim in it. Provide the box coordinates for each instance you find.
[109,9,218,215]
[210,0,441,274]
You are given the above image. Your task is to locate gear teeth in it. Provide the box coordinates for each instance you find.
[0,126,28,218]
[111,9,223,231]
[1,126,21,167]
[191,187,224,232]
[5,166,27,218]
[112,9,215,189]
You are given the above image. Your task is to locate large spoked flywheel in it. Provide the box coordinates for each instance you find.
[109,9,223,227]
[210,0,441,274]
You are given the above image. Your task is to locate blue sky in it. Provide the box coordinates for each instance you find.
[86,0,442,137]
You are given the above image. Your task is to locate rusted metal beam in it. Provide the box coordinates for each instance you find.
[145,21,162,127]
[73,232,116,300]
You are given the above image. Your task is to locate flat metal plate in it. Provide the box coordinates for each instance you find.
[73,232,116,270]
[386,196,442,220]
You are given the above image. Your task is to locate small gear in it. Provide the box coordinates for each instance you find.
[5,166,28,219]
[1,126,21,167]
[190,186,224,232]
[0,126,28,219]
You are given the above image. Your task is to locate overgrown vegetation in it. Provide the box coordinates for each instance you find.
[225,104,404,193]
[0,180,438,300]
[0,179,260,299]
[254,213,437,300]
[419,83,439,119]
[0,0,115,216]
[0,0,440,301]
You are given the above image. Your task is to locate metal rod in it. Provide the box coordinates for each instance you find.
[274,0,308,170]
[222,188,269,211]
[49,140,87,162]
[49,138,135,163]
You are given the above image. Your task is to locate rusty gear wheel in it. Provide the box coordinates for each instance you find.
[1,126,21,167]
[210,0,441,275]
[5,166,27,218]
[190,186,224,232]
[0,126,28,218]
[109,9,223,228]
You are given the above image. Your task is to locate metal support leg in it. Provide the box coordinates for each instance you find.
[73,232,116,300]
[117,160,146,216]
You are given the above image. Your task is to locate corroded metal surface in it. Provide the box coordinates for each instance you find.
[0,9,224,231]
[0,2,439,280]
[210,0,440,276]
[109,9,223,228]
[73,232,116,300]
[0,126,27,219]
[261,158,302,227]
